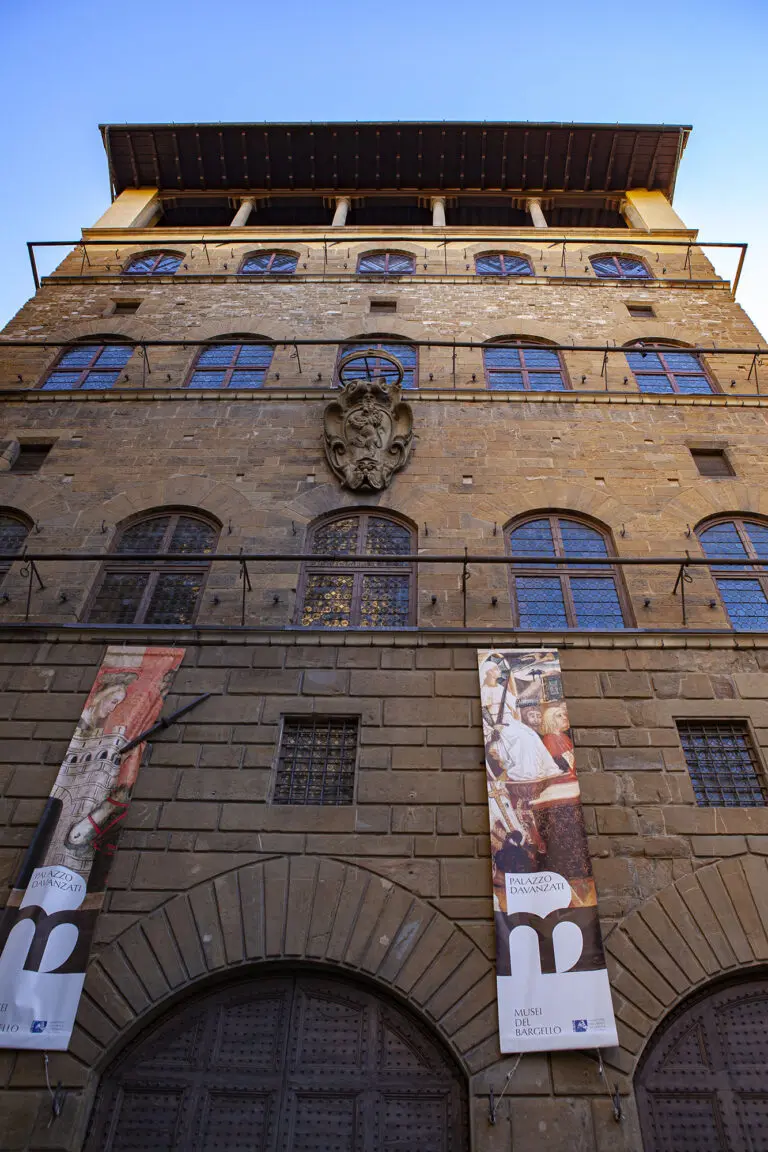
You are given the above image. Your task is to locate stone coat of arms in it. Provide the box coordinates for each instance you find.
[323,350,414,490]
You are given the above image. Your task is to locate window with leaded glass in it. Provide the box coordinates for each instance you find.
[273,717,358,804]
[677,721,767,807]
[625,343,714,395]
[187,340,274,388]
[336,341,418,390]
[298,513,415,629]
[475,253,533,277]
[506,515,627,629]
[239,251,298,275]
[483,341,568,391]
[590,255,651,279]
[0,513,31,578]
[42,343,134,390]
[87,512,218,625]
[698,517,768,630]
[357,252,415,276]
[123,252,182,276]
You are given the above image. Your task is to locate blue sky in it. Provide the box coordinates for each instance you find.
[1,0,766,338]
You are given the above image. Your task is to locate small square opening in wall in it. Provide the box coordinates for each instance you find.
[677,720,767,807]
[690,448,734,478]
[273,716,359,805]
[626,302,655,319]
[370,299,397,313]
[112,299,141,315]
[10,443,53,474]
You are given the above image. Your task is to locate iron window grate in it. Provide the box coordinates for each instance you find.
[274,717,358,805]
[677,720,767,807]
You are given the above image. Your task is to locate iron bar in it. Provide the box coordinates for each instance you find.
[120,692,213,754]
[672,559,694,626]
[239,556,252,626]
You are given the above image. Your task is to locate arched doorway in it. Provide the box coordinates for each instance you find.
[84,970,469,1152]
[635,972,768,1151]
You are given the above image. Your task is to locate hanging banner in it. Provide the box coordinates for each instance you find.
[0,645,184,1050]
[478,648,618,1053]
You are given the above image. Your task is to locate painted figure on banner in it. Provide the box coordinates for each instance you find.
[478,648,618,1053]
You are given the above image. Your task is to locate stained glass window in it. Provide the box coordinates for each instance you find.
[0,514,30,577]
[299,513,415,628]
[507,515,627,629]
[240,252,298,275]
[42,343,134,390]
[625,343,713,394]
[357,252,415,276]
[483,341,568,391]
[677,721,767,807]
[475,253,533,277]
[698,518,768,629]
[591,255,651,279]
[187,341,274,388]
[87,512,218,625]
[274,717,358,804]
[123,252,182,276]
[337,341,418,390]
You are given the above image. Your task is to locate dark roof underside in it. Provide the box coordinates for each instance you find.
[100,121,691,201]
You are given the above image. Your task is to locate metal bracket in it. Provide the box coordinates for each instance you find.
[672,553,693,625]
[488,1053,522,1124]
[595,1049,622,1122]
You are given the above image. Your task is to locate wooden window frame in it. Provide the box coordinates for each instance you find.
[590,254,653,279]
[625,342,717,394]
[184,340,275,388]
[41,342,134,390]
[296,511,417,628]
[475,252,534,277]
[85,510,219,626]
[122,252,183,276]
[334,339,419,390]
[238,251,299,275]
[482,339,571,392]
[505,513,632,629]
[697,516,768,625]
[356,251,416,276]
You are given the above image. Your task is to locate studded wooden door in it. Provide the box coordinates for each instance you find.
[636,975,768,1151]
[84,973,469,1152]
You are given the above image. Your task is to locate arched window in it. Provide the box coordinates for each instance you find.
[239,251,298,275]
[625,342,714,394]
[475,253,533,277]
[483,339,568,391]
[506,514,628,629]
[590,254,651,279]
[186,337,274,388]
[87,511,219,626]
[357,252,415,276]
[698,517,768,630]
[0,512,31,578]
[336,339,418,390]
[298,512,415,628]
[42,341,134,390]
[123,252,182,276]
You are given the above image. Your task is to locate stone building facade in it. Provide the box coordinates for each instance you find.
[0,121,767,1150]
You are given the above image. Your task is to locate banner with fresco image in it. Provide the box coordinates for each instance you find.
[478,648,618,1053]
[0,645,184,1050]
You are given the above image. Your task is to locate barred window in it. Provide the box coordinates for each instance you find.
[337,340,418,390]
[240,251,298,275]
[273,717,358,804]
[591,255,651,279]
[42,343,134,390]
[357,252,415,276]
[298,512,415,629]
[87,511,218,625]
[483,340,568,392]
[698,517,768,629]
[625,342,714,395]
[123,252,182,276]
[475,253,533,277]
[507,514,627,629]
[187,340,274,388]
[0,513,31,578]
[677,721,767,807]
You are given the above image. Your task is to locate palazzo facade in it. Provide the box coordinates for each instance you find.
[1,120,768,1151]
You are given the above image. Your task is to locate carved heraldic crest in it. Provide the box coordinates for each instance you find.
[323,349,414,490]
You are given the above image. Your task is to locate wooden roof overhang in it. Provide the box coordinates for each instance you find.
[100,121,691,201]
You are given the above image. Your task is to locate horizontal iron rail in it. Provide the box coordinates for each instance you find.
[0,552,761,567]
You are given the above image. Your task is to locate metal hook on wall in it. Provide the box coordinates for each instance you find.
[488,1054,522,1124]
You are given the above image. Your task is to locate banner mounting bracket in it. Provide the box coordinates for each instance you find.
[488,1053,522,1124]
